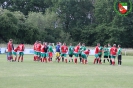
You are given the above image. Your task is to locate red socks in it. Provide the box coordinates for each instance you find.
[34,56,36,61]
[48,58,50,62]
[98,58,102,64]
[74,58,77,64]
[43,58,47,63]
[93,58,96,64]
[65,59,67,63]
[58,58,60,63]
[112,61,115,65]
[85,60,87,64]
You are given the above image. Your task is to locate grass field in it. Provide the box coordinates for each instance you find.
[0,54,133,88]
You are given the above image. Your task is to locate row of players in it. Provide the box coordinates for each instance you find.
[33,41,122,65]
[6,39,122,65]
[33,41,90,64]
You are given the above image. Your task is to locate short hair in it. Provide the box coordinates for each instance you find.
[82,43,85,45]
[9,39,13,41]
[118,44,121,47]
[113,44,116,47]
[39,41,41,43]
[97,43,100,45]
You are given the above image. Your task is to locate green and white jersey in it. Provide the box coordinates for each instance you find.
[117,48,122,55]
[68,46,74,54]
[108,46,111,56]
[48,46,53,52]
[79,46,86,53]
[103,47,108,56]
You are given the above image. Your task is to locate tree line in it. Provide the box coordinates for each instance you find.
[0,0,133,47]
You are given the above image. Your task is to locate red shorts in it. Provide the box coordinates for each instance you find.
[49,52,53,57]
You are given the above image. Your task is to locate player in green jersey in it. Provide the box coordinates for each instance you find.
[103,45,109,63]
[68,43,74,62]
[108,43,112,65]
[48,43,54,62]
[79,43,86,63]
[117,45,122,65]
[98,46,103,64]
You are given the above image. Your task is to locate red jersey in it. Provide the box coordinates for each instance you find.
[41,45,45,52]
[61,45,68,53]
[18,44,24,52]
[84,50,90,55]
[110,47,117,55]
[33,43,37,51]
[7,42,13,52]
[36,43,41,52]
[14,46,19,52]
[95,46,99,54]
[74,45,80,53]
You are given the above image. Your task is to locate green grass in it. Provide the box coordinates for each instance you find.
[0,54,133,88]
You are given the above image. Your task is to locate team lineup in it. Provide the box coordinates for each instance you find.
[7,39,122,65]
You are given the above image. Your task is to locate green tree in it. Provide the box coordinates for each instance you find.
[0,9,18,43]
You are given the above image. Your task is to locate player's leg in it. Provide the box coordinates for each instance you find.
[55,52,58,61]
[61,53,64,62]
[8,52,12,61]
[64,54,67,63]
[45,53,48,63]
[103,56,106,63]
[35,52,39,61]
[34,51,36,61]
[18,52,21,62]
[41,53,44,62]
[50,52,53,61]
[107,56,109,62]
[21,52,24,62]
[56,52,60,63]
[69,54,71,62]
[118,55,122,65]
[79,53,82,63]
[119,55,122,65]
[109,55,112,65]
[98,55,102,64]
[13,51,17,61]
[94,54,98,64]
[84,55,88,64]
[74,53,78,64]
[81,54,84,64]
[111,56,115,65]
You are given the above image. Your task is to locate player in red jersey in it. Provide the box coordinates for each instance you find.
[13,46,19,61]
[61,43,68,63]
[18,43,25,62]
[40,42,45,62]
[110,44,117,65]
[36,41,42,61]
[74,44,80,64]
[94,43,100,64]
[33,41,38,61]
[7,39,14,61]
[81,49,90,64]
